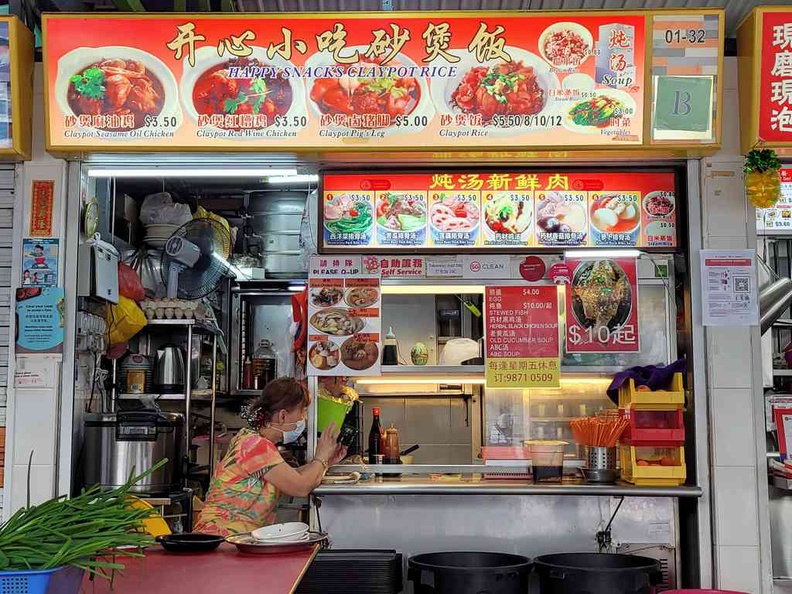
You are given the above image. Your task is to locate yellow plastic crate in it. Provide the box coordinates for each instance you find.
[619,445,687,486]
[618,373,685,410]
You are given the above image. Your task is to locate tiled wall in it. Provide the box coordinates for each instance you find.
[360,397,473,464]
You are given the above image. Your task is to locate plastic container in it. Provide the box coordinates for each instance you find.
[526,440,567,483]
[618,373,685,410]
[0,566,84,594]
[534,553,661,594]
[408,551,532,594]
[317,396,353,433]
[620,444,687,486]
[622,409,685,445]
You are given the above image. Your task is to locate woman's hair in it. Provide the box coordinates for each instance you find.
[242,377,309,429]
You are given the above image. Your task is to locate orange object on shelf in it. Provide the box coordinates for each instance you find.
[620,444,686,486]
[618,373,685,410]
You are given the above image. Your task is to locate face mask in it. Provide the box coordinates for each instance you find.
[277,418,306,444]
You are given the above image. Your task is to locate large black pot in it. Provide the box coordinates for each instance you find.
[534,553,662,594]
[408,551,532,594]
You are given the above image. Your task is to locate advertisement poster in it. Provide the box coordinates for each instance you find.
[307,255,382,376]
[15,287,65,354]
[323,171,677,250]
[29,180,55,237]
[759,10,792,142]
[565,257,640,353]
[700,249,759,327]
[485,285,560,388]
[21,238,58,287]
[44,13,646,152]
[757,168,792,232]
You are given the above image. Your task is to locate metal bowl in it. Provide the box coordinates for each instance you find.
[580,467,620,484]
[225,531,328,555]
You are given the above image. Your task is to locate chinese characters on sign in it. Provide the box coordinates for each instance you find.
[485,286,560,388]
[564,258,640,353]
[760,11,792,141]
[322,171,677,251]
[28,180,55,237]
[757,168,792,232]
[700,250,759,327]
[307,255,382,377]
[15,287,65,354]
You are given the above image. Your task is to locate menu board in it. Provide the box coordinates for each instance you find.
[322,171,677,251]
[564,258,640,353]
[757,168,792,233]
[44,12,650,152]
[485,285,561,388]
[307,256,381,376]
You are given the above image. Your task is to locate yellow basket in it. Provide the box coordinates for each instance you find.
[619,445,686,486]
[618,373,685,410]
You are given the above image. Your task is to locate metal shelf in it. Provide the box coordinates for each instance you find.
[774,370,792,377]
[144,318,220,335]
[117,392,214,402]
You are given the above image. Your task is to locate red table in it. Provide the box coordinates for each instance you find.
[81,544,318,594]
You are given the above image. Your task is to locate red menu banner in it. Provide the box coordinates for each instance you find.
[322,171,677,251]
[43,12,648,152]
[564,257,640,353]
[486,285,560,388]
[759,10,792,142]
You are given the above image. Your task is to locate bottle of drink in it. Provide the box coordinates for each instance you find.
[368,407,384,465]
[382,327,398,365]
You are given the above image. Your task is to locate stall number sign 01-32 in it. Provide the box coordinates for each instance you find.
[485,285,560,388]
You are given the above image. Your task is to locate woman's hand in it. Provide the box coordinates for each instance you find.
[315,422,340,462]
[329,445,348,466]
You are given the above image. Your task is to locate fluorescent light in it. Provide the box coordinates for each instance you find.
[266,174,319,184]
[88,168,298,178]
[564,249,641,259]
[356,377,487,385]
[381,284,486,295]
[288,284,306,292]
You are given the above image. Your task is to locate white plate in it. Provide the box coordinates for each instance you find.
[253,533,310,545]
[251,521,309,542]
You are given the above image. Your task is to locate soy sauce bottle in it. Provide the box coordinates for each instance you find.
[368,407,385,465]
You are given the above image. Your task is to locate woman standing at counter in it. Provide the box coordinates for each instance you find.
[195,377,345,536]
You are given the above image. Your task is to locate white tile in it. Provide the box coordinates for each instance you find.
[716,545,761,593]
[705,236,749,250]
[12,390,56,466]
[702,165,749,237]
[712,389,757,467]
[707,327,754,389]
[9,464,54,511]
[719,89,741,157]
[713,466,760,547]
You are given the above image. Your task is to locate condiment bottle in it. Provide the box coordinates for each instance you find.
[384,423,400,464]
[382,327,398,366]
[242,356,254,390]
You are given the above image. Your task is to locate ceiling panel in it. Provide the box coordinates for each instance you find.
[247,0,790,35]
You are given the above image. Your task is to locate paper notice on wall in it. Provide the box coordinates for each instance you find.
[700,250,759,327]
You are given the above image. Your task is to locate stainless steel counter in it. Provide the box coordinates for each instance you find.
[316,475,702,497]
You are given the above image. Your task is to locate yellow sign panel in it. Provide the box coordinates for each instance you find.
[485,358,560,389]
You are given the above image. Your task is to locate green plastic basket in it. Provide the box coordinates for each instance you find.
[317,396,353,433]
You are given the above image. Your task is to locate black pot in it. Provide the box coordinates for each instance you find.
[534,553,662,594]
[157,533,223,553]
[408,551,532,594]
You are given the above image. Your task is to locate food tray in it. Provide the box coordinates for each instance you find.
[226,531,328,555]
[619,445,686,486]
[618,373,685,410]
[621,408,685,445]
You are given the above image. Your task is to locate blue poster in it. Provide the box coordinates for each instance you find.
[22,238,58,287]
[16,287,64,354]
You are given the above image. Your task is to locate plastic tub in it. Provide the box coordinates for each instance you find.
[0,566,84,594]
[535,553,661,594]
[408,551,532,594]
[316,396,353,433]
[526,440,567,483]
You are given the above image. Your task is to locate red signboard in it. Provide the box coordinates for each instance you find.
[759,11,792,141]
[486,286,559,359]
[564,257,640,353]
[322,171,677,251]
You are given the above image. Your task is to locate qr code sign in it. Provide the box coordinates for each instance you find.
[734,276,750,293]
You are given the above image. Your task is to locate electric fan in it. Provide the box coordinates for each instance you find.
[160,219,232,299]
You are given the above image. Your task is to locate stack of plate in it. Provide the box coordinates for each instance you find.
[144,224,180,248]
[251,522,310,544]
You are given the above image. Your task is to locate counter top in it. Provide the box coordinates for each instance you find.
[316,475,702,498]
[82,544,317,594]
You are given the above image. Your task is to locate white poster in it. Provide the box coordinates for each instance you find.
[307,256,382,376]
[700,250,759,327]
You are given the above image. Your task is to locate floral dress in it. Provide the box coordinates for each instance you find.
[194,429,284,537]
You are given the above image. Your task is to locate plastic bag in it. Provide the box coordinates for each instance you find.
[107,296,147,345]
[118,262,145,302]
[140,192,192,227]
[194,206,232,256]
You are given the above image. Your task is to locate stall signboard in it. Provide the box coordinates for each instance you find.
[0,17,34,159]
[564,258,640,353]
[738,7,792,152]
[307,255,382,376]
[757,168,792,233]
[42,11,719,154]
[485,285,560,388]
[321,171,677,252]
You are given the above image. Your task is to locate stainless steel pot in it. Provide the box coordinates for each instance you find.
[83,410,184,493]
[154,344,186,393]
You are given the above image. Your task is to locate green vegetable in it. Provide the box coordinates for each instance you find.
[0,461,166,578]
[569,95,623,127]
[395,214,424,231]
[69,66,105,100]
[223,78,272,115]
[362,77,408,98]
[325,202,373,235]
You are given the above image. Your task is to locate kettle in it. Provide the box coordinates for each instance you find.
[154,344,186,394]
